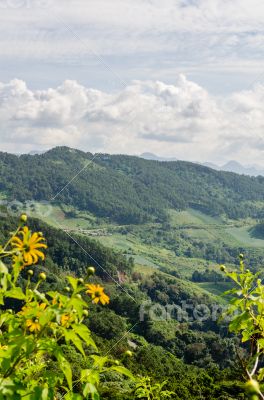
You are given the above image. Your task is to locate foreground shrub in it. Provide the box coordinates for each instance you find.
[0,216,133,399]
[222,255,264,400]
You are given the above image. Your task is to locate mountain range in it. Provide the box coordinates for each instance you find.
[1,146,264,224]
[140,153,264,177]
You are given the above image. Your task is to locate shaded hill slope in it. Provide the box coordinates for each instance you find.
[0,146,264,223]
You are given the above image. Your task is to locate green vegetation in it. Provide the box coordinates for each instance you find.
[1,147,264,398]
[250,221,264,239]
[0,216,246,399]
[1,146,264,224]
[0,218,133,399]
[221,256,264,399]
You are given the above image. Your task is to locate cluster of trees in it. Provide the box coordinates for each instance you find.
[191,269,226,283]
[1,146,264,224]
[251,221,264,238]
[131,223,264,268]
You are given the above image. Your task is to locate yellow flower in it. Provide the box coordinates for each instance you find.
[52,297,63,309]
[11,226,47,266]
[0,344,8,351]
[36,303,47,317]
[26,318,41,333]
[85,284,110,305]
[19,305,31,316]
[60,314,71,327]
[20,302,46,318]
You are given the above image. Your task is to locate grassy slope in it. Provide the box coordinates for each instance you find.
[21,201,264,299]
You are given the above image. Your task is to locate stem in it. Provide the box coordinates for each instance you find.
[250,344,260,377]
[3,353,24,378]
[0,251,17,259]
[236,347,249,380]
[2,226,21,252]
[258,390,264,400]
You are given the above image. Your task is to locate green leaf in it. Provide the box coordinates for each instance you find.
[5,287,25,300]
[72,323,97,349]
[81,369,100,385]
[0,262,9,292]
[229,312,252,333]
[68,298,86,318]
[83,382,100,399]
[64,393,83,400]
[109,365,135,380]
[0,261,8,274]
[41,387,49,400]
[67,276,78,291]
[226,271,239,284]
[55,349,72,390]
[258,368,264,382]
[90,355,108,371]
[0,377,16,397]
[257,338,264,350]
[64,329,85,357]
[0,293,4,305]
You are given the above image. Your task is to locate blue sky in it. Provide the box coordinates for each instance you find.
[0,0,264,165]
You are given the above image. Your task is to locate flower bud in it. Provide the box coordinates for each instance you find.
[20,214,27,223]
[87,266,95,276]
[39,272,46,281]
[220,265,226,272]
[239,253,244,259]
[27,269,34,276]
[83,309,89,317]
[78,278,84,284]
[64,286,71,292]
[114,360,120,365]
[76,294,82,300]
[245,379,260,394]
[124,350,133,357]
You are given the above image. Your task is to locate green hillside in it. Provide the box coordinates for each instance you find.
[1,146,264,224]
[1,147,264,398]
[0,215,243,399]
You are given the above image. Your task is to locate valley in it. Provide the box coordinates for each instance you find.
[1,147,264,399]
[21,200,264,299]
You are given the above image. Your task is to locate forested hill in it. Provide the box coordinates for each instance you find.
[1,146,264,223]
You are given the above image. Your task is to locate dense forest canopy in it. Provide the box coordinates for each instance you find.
[1,146,264,224]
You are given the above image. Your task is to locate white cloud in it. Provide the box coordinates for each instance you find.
[0,75,264,166]
[1,0,264,94]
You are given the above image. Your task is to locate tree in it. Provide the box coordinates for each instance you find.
[221,255,264,399]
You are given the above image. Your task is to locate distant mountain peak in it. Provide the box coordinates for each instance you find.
[140,152,177,162]
[140,153,264,176]
[220,160,264,176]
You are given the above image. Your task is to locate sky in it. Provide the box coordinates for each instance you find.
[0,0,264,165]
